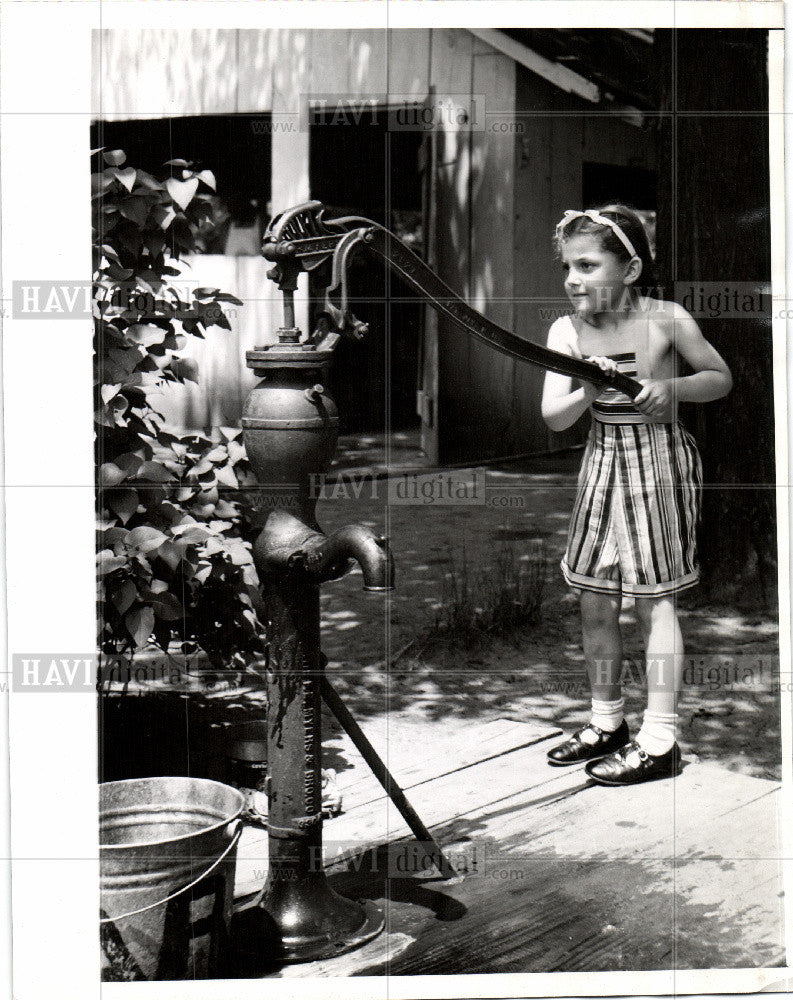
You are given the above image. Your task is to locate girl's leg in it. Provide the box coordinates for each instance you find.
[634,595,684,754]
[547,589,628,764]
[580,590,625,733]
[581,590,623,701]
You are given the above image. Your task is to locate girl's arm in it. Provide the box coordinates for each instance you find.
[541,320,615,432]
[634,303,732,417]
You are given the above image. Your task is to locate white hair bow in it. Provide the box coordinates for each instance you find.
[555,210,638,260]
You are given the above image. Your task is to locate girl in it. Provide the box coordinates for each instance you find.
[541,206,732,786]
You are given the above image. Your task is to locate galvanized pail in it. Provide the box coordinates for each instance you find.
[100,776,244,981]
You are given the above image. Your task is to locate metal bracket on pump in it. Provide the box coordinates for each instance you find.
[318,226,371,340]
[261,202,371,344]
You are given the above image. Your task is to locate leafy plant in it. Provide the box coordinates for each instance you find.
[93,149,264,668]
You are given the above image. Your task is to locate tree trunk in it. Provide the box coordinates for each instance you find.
[654,29,776,605]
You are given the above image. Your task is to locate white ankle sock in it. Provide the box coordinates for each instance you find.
[589,697,625,733]
[636,710,677,756]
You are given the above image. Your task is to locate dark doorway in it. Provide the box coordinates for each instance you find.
[582,161,657,212]
[582,161,658,254]
[308,106,424,433]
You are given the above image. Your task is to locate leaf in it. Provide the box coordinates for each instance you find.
[216,464,238,489]
[113,453,143,476]
[205,446,228,463]
[126,323,166,348]
[172,358,199,383]
[101,383,122,405]
[103,149,127,167]
[226,440,246,465]
[107,488,139,524]
[108,393,129,417]
[193,287,220,299]
[191,502,216,519]
[125,606,155,648]
[97,549,127,576]
[118,196,150,228]
[170,524,212,542]
[145,232,167,259]
[100,244,122,265]
[165,177,199,211]
[208,520,233,532]
[134,172,163,191]
[136,461,175,483]
[226,540,252,566]
[110,579,138,615]
[95,406,119,429]
[92,173,115,195]
[215,293,244,305]
[99,462,127,487]
[114,167,137,192]
[211,309,231,331]
[187,458,214,478]
[152,204,177,230]
[164,158,190,168]
[196,168,216,190]
[126,526,168,553]
[213,499,238,518]
[149,579,168,594]
[156,541,182,571]
[152,592,184,621]
[106,261,135,281]
[101,527,129,545]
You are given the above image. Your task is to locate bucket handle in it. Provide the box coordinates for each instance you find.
[100,824,242,924]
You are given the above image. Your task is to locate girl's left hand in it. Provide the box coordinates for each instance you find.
[634,379,673,417]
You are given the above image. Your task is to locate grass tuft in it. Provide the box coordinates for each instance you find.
[417,540,547,654]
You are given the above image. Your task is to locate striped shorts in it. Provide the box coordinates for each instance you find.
[561,420,703,598]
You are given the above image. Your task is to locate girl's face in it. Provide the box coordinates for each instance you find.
[560,233,633,319]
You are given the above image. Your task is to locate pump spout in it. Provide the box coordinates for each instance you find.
[293,524,395,592]
[252,511,394,591]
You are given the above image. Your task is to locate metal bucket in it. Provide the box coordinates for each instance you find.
[100,777,244,981]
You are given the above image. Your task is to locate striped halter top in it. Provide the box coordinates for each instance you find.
[590,352,645,424]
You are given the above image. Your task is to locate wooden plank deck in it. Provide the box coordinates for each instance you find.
[232,717,786,976]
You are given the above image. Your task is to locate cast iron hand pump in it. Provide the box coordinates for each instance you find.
[240,201,640,967]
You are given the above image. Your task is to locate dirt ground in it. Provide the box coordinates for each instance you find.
[315,453,784,782]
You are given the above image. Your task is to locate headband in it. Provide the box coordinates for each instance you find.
[555,209,638,260]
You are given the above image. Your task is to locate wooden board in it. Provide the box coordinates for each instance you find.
[329,717,559,808]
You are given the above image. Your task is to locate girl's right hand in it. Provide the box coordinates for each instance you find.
[583,355,618,398]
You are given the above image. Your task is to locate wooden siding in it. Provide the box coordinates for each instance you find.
[431,29,474,463]
[466,48,516,459]
[92,28,432,118]
[154,255,278,430]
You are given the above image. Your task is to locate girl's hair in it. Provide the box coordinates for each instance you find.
[555,204,659,298]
